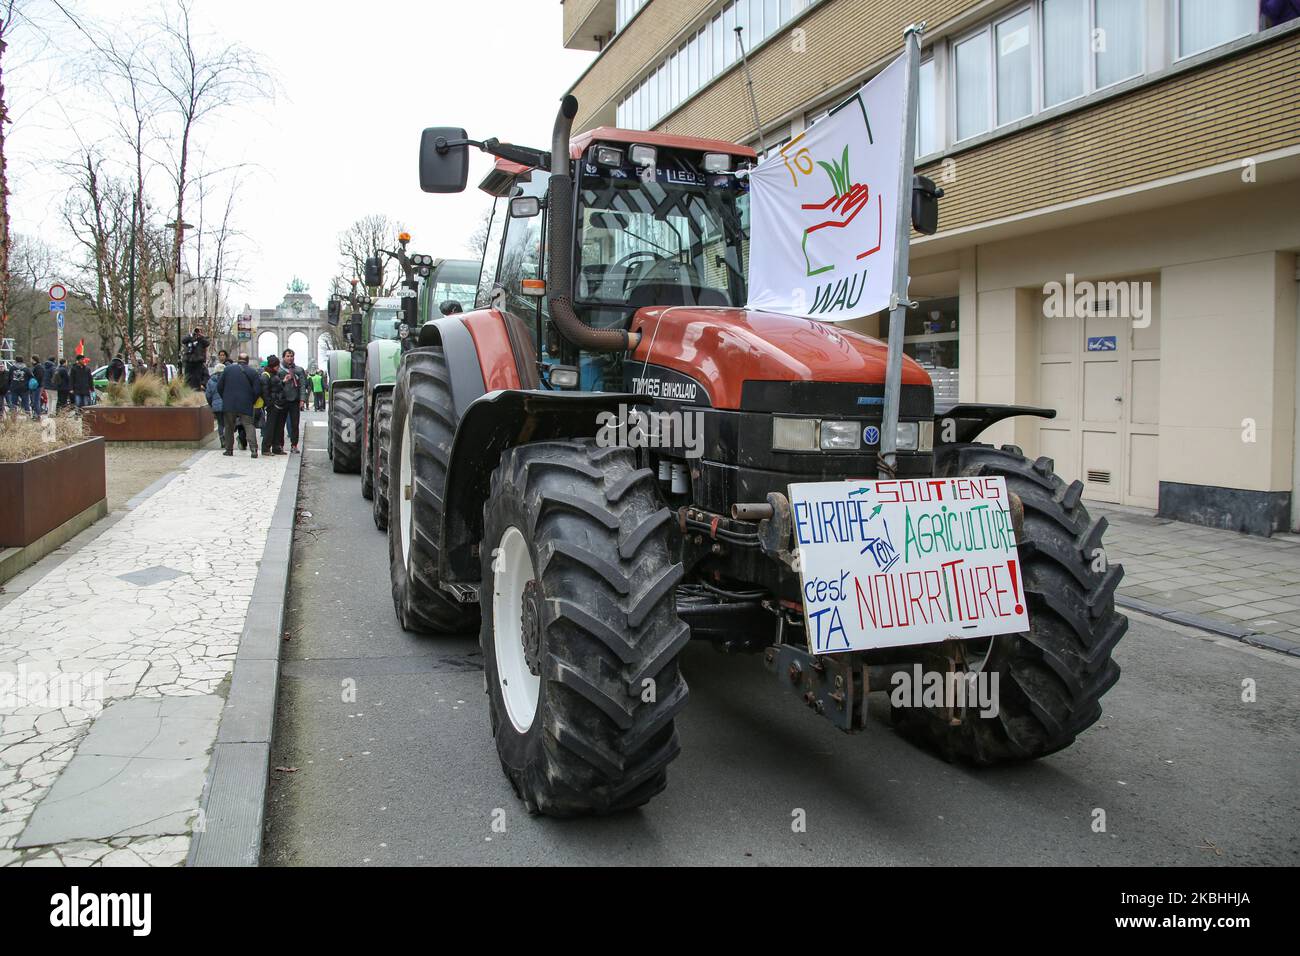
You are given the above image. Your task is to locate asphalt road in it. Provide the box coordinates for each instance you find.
[264,411,1300,866]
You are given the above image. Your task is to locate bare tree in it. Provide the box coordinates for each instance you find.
[7,232,57,356]
[467,204,496,261]
[0,0,22,342]
[338,213,406,296]
[145,0,269,331]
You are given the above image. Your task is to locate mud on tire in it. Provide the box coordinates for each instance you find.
[889,443,1127,764]
[387,348,479,634]
[329,384,362,475]
[372,391,393,531]
[480,439,690,817]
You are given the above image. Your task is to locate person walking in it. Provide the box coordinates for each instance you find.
[310,367,325,411]
[278,349,306,453]
[260,354,287,455]
[54,359,73,411]
[217,353,261,458]
[71,357,94,410]
[206,361,226,446]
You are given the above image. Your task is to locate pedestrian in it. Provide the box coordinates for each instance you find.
[181,326,209,390]
[260,354,287,455]
[217,353,261,458]
[278,348,307,453]
[54,358,73,410]
[22,360,40,418]
[206,361,226,445]
[309,367,325,411]
[107,354,127,383]
[71,356,94,410]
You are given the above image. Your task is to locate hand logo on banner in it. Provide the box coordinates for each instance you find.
[780,138,884,279]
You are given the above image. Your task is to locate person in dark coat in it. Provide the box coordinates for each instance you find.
[107,355,127,383]
[216,352,262,458]
[53,359,72,410]
[260,354,287,455]
[71,357,94,409]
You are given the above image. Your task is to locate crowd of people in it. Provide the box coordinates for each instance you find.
[206,347,327,458]
[0,354,96,418]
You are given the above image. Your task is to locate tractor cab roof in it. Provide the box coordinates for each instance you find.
[478,127,755,196]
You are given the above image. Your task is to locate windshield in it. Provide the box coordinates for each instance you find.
[368,307,403,339]
[577,153,748,308]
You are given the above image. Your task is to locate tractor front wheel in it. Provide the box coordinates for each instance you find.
[372,391,393,531]
[480,439,690,816]
[889,443,1127,763]
[387,348,479,634]
[329,384,362,475]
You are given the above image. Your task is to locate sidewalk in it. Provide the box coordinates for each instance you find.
[1094,504,1300,656]
[0,443,293,866]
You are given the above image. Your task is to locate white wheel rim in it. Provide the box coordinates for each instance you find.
[493,526,540,734]
[399,415,414,566]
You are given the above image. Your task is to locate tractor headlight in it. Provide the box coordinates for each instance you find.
[819,420,861,451]
[772,417,818,451]
[894,421,935,452]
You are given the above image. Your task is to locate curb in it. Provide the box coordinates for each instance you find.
[188,437,305,866]
[1117,595,1300,658]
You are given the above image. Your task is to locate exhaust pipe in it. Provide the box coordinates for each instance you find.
[547,95,638,353]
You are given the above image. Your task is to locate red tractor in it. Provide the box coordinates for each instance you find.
[386,97,1126,816]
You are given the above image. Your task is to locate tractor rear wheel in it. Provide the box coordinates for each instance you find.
[387,348,479,634]
[329,384,362,475]
[480,439,690,816]
[372,391,393,531]
[889,443,1127,763]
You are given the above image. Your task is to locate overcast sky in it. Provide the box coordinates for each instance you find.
[6,0,596,309]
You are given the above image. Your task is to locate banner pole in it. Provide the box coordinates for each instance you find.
[878,22,925,480]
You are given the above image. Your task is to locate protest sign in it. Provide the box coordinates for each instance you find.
[789,476,1030,653]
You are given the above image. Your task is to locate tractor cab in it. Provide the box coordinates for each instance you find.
[464,127,755,390]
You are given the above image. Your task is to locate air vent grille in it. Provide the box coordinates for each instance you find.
[1087,469,1112,484]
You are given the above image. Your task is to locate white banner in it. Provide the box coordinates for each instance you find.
[746,54,907,322]
[790,476,1031,654]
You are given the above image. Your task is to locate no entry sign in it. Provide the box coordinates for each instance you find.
[790,476,1030,653]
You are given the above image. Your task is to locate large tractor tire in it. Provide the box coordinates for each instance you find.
[329,384,362,475]
[890,443,1126,764]
[387,348,479,634]
[372,391,393,532]
[480,439,690,817]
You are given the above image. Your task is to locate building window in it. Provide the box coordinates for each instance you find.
[996,9,1034,125]
[954,0,1147,143]
[917,58,938,156]
[1176,0,1258,58]
[616,0,649,34]
[617,0,825,129]
[955,30,992,140]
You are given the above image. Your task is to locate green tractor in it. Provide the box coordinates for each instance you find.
[326,237,480,533]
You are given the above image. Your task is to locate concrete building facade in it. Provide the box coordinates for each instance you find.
[562,0,1300,534]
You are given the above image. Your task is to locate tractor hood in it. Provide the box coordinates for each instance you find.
[627,307,932,410]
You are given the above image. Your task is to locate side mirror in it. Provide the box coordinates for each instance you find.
[326,298,341,326]
[510,196,541,219]
[419,127,470,194]
[364,256,382,288]
[912,174,943,236]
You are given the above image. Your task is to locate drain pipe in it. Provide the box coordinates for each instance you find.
[546,95,639,352]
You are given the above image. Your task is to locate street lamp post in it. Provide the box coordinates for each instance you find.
[165,219,194,365]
